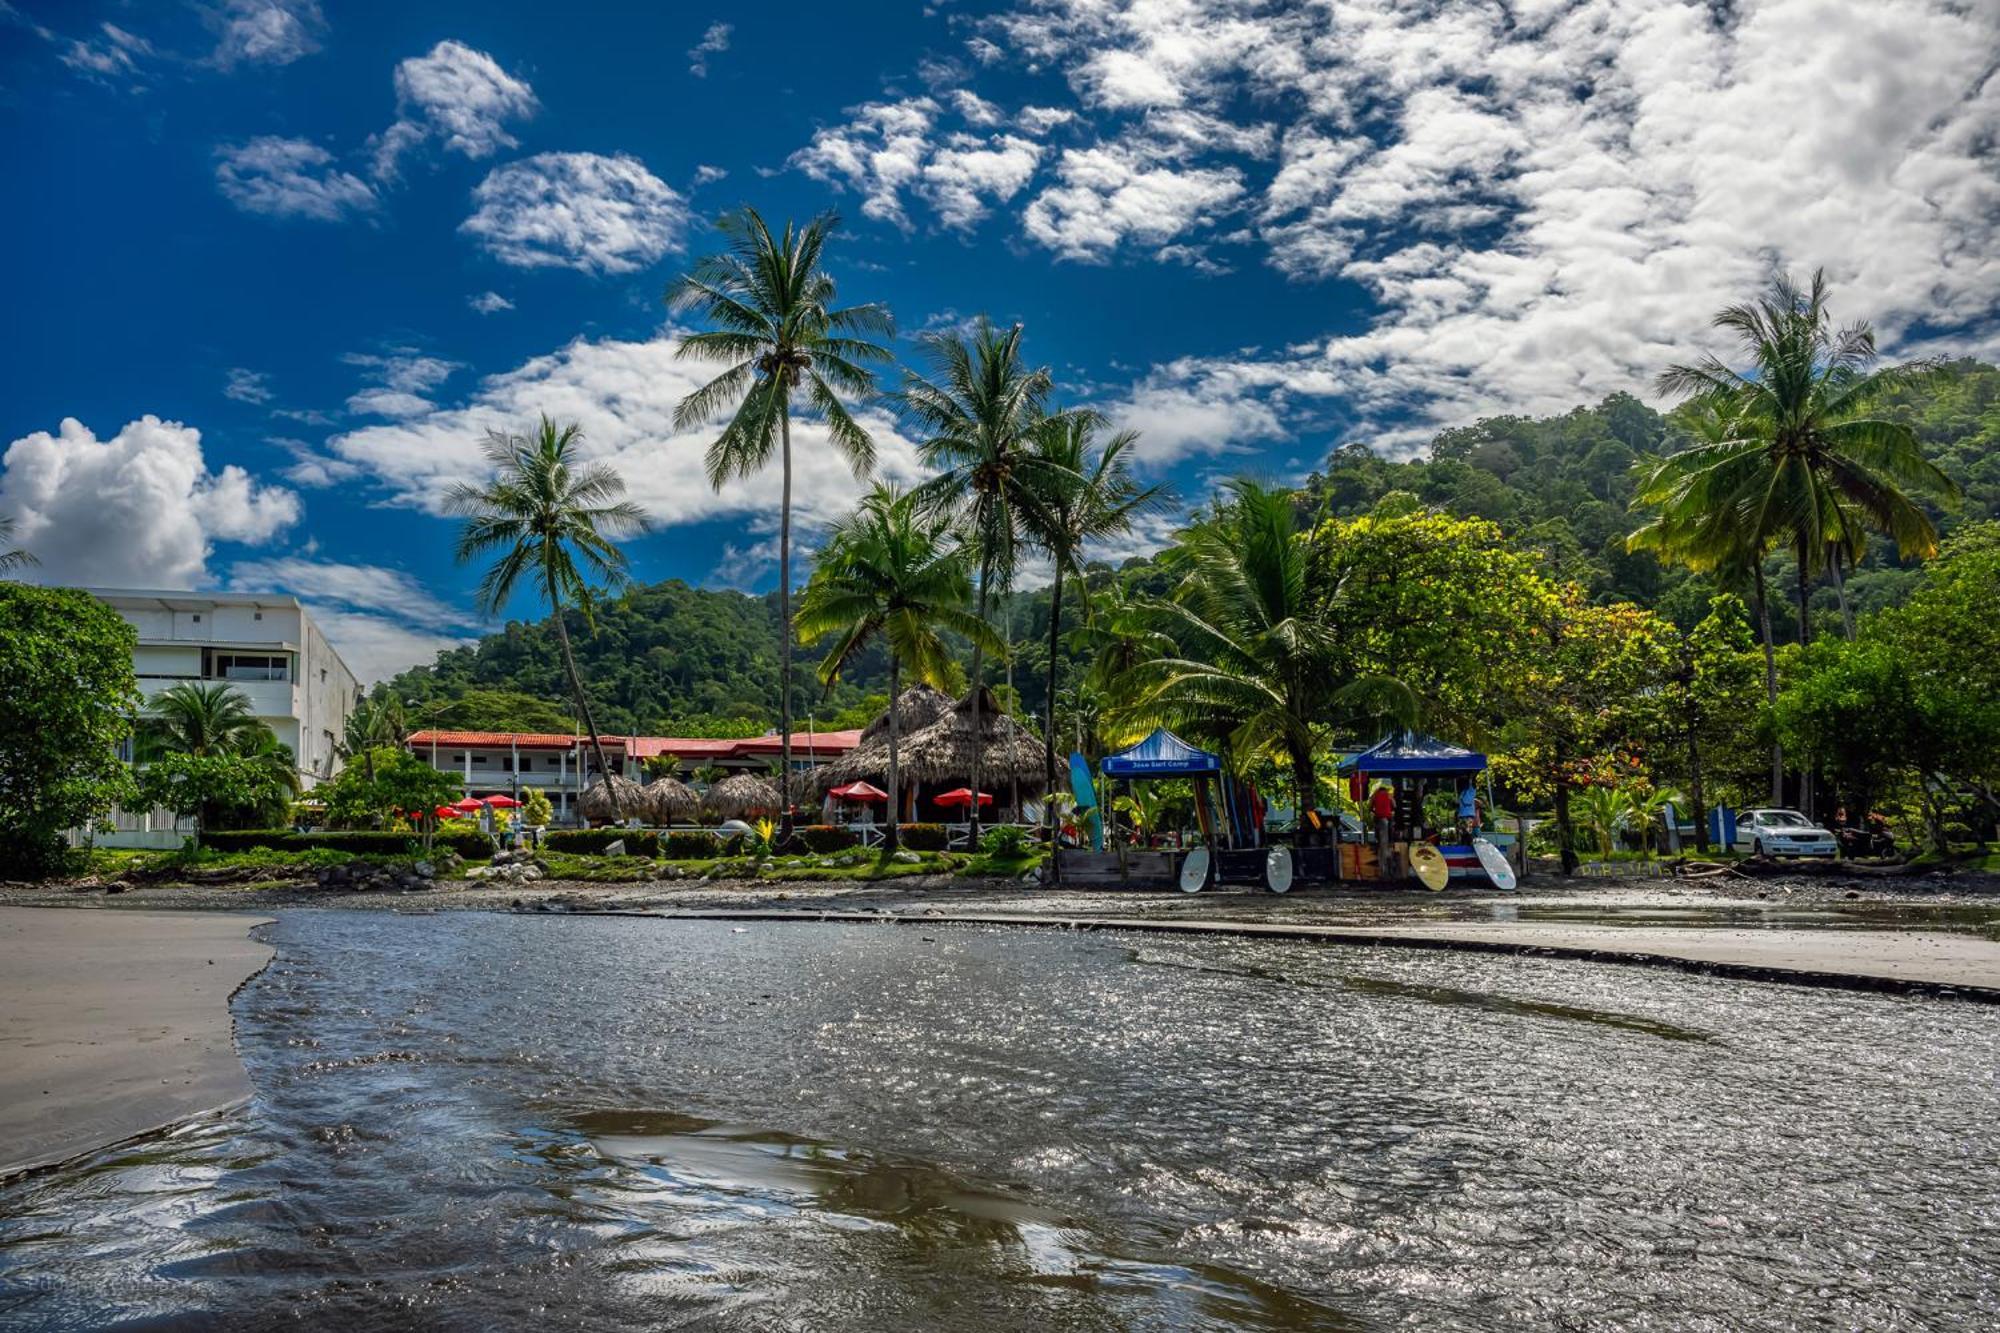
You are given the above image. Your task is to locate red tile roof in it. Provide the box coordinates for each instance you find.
[406,730,621,749]
[405,729,863,758]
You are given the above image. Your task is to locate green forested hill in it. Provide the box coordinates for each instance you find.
[384,360,2000,736]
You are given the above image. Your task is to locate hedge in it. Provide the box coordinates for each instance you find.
[201,829,496,858]
[898,823,948,851]
[799,825,860,853]
[662,830,718,858]
[544,829,660,856]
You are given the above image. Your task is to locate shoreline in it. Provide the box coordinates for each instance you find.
[0,907,274,1180]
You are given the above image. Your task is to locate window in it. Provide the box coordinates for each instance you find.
[253,611,263,621]
[202,651,290,683]
[191,613,201,623]
[518,757,533,772]
[320,668,327,683]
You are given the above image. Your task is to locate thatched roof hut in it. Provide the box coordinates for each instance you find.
[702,773,782,821]
[579,774,648,824]
[644,776,701,825]
[858,683,954,745]
[815,686,1045,798]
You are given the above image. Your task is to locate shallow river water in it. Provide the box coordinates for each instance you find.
[2,913,1997,1331]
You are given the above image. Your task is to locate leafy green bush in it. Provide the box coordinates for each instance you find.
[544,829,659,856]
[662,830,719,858]
[200,829,494,858]
[799,825,860,853]
[899,823,948,851]
[979,825,1031,857]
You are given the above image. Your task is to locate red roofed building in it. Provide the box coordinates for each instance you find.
[405,726,863,824]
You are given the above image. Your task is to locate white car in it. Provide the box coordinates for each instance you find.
[1733,808,1838,859]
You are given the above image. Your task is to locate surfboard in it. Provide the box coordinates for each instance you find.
[1068,753,1097,807]
[1410,844,1449,892]
[1177,847,1211,893]
[1473,837,1517,890]
[1263,847,1294,894]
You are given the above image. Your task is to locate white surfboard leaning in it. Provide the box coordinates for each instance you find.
[1264,848,1294,894]
[1178,847,1211,893]
[1474,837,1517,890]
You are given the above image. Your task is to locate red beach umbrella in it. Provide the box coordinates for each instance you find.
[433,805,459,820]
[829,781,888,802]
[482,794,522,809]
[933,788,993,807]
[451,797,484,813]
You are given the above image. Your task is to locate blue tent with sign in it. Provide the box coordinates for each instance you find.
[1101,728,1222,777]
[1337,730,1486,776]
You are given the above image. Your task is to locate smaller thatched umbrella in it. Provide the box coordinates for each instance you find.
[702,772,783,822]
[644,776,700,825]
[578,774,647,825]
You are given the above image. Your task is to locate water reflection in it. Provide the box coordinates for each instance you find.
[1,913,1996,1331]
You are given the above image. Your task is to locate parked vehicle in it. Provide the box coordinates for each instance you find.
[1732,808,1839,859]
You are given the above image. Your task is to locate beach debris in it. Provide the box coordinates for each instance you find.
[603,839,627,857]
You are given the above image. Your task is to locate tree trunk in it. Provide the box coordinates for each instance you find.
[1795,544,1815,817]
[1754,561,1783,806]
[551,592,621,822]
[777,406,795,838]
[885,655,901,854]
[966,564,990,844]
[1289,742,1314,849]
[1043,568,1064,864]
[1687,719,1708,854]
[1830,546,1856,640]
[1554,773,1578,875]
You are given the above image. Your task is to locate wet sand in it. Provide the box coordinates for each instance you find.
[0,908,273,1177]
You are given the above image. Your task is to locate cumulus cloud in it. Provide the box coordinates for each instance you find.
[373,41,537,180]
[921,133,1043,229]
[468,290,514,314]
[210,0,323,68]
[1,416,299,589]
[792,96,1047,230]
[461,152,687,273]
[687,21,731,78]
[1022,144,1244,259]
[980,0,2000,444]
[341,349,459,418]
[1017,104,1075,135]
[215,136,376,222]
[229,557,478,682]
[323,332,927,534]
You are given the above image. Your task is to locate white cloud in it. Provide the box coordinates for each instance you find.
[790,97,941,228]
[324,331,927,534]
[1,416,299,589]
[224,368,273,404]
[345,388,436,419]
[215,136,376,222]
[61,22,152,81]
[267,437,362,488]
[341,349,460,418]
[1022,145,1244,259]
[687,21,731,78]
[374,40,537,180]
[229,557,478,682]
[1096,360,1287,466]
[691,164,728,187]
[468,290,514,314]
[210,0,323,68]
[462,152,687,274]
[950,88,1005,126]
[1017,104,1075,135]
[920,133,1043,229]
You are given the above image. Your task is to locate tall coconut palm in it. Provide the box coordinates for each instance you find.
[337,696,406,785]
[893,318,1078,837]
[1651,269,1958,649]
[444,416,648,820]
[0,515,35,575]
[668,208,894,829]
[1020,414,1166,843]
[1115,480,1414,832]
[795,484,1001,850]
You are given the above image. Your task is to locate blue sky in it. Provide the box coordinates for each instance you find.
[3,0,1995,681]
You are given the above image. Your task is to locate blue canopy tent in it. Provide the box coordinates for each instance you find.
[1339,731,1493,884]
[1101,728,1221,778]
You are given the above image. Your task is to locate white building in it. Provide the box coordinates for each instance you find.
[90,589,361,846]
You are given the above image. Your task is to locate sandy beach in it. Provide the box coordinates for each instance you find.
[0,908,273,1178]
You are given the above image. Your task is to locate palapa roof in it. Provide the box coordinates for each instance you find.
[702,772,783,820]
[578,774,647,823]
[643,775,701,823]
[858,683,955,745]
[813,685,1046,795]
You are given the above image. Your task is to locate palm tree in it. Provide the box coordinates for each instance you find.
[0,515,35,575]
[1114,480,1413,834]
[795,484,1001,850]
[1575,785,1627,860]
[1622,785,1685,858]
[139,682,271,760]
[668,208,894,830]
[337,696,406,784]
[1020,414,1166,844]
[893,318,1078,837]
[1651,269,1959,649]
[444,416,649,820]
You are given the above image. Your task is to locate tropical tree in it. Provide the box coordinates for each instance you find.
[1574,785,1627,860]
[0,515,36,576]
[1113,480,1414,831]
[795,484,1001,850]
[1020,414,1165,841]
[1622,785,1685,858]
[668,208,895,828]
[138,682,271,760]
[338,696,406,785]
[137,683,298,836]
[444,416,648,820]
[1648,268,1959,648]
[894,318,1077,836]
